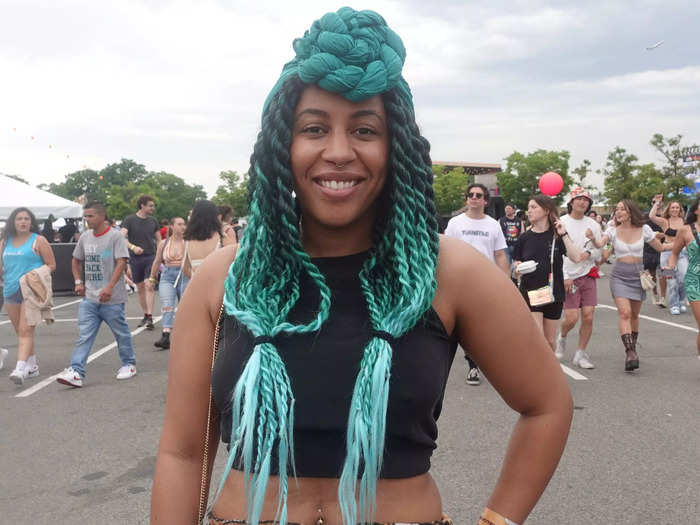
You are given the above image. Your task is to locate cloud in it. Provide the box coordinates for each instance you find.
[0,0,699,198]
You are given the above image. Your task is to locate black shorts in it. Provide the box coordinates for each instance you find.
[643,251,660,271]
[530,300,564,320]
[520,288,564,320]
[129,254,155,283]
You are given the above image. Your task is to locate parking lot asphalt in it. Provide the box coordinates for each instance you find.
[1,275,698,524]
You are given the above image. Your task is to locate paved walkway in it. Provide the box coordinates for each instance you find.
[1,276,698,523]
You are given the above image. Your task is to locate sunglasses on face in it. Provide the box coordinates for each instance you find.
[467,192,484,199]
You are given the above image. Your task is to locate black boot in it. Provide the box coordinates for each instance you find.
[621,333,639,372]
[154,332,170,350]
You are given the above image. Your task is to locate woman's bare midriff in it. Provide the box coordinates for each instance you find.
[617,256,643,264]
[210,469,443,524]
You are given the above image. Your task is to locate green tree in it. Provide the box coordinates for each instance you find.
[432,165,471,215]
[145,171,206,221]
[41,159,207,222]
[650,133,699,202]
[211,170,249,217]
[497,149,572,210]
[602,147,639,206]
[628,163,665,208]
[571,159,594,189]
[43,168,102,201]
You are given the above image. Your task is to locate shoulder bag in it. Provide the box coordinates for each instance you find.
[197,243,237,524]
[527,233,556,306]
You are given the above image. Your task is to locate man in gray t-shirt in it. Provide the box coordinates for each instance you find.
[74,223,129,305]
[56,202,137,388]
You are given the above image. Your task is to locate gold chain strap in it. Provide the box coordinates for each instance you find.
[198,299,226,524]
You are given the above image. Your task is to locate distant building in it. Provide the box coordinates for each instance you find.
[433,161,504,220]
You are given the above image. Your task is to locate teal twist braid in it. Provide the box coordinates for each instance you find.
[264,7,409,113]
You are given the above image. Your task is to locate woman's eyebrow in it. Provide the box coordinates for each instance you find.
[296,108,328,118]
[295,108,384,122]
[351,109,384,122]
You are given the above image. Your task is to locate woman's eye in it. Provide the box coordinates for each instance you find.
[301,125,325,134]
[354,127,376,136]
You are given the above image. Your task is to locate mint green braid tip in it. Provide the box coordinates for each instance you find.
[263,7,412,115]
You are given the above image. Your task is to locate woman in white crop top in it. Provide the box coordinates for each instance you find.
[588,200,671,371]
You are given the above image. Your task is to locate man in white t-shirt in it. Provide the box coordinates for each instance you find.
[556,187,604,369]
[445,183,509,385]
[444,184,509,271]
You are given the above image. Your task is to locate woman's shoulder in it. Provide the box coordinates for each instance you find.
[436,234,499,284]
[187,244,239,321]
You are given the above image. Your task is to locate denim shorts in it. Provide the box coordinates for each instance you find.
[3,287,24,305]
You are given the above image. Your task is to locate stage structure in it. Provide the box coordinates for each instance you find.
[433,161,505,220]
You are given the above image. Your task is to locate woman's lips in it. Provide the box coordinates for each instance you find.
[313,178,363,198]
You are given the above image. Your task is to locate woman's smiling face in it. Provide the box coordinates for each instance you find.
[290,85,389,232]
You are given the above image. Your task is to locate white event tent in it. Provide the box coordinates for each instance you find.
[1,174,82,220]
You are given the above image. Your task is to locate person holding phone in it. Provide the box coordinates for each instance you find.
[650,194,687,314]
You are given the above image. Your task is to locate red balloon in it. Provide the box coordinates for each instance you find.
[539,171,564,196]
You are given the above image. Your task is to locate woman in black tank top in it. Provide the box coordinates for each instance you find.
[151,8,573,525]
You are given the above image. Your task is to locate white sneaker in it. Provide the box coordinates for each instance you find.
[116,365,137,380]
[465,367,481,385]
[680,304,687,313]
[9,362,27,385]
[555,337,566,360]
[25,363,40,379]
[0,348,8,370]
[573,350,595,369]
[56,367,83,388]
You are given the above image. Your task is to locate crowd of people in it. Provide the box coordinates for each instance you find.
[0,196,244,386]
[445,184,700,380]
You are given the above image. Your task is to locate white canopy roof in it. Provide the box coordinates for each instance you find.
[0,174,83,220]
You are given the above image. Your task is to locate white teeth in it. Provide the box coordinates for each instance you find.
[319,180,357,190]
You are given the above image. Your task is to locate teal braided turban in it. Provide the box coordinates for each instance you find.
[263,7,412,114]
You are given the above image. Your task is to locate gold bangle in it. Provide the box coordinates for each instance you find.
[480,508,520,525]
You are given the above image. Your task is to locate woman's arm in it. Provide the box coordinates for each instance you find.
[586,228,608,249]
[220,232,236,247]
[35,235,57,272]
[440,238,573,524]
[665,227,688,268]
[147,240,166,289]
[150,245,237,524]
[648,201,667,229]
[554,221,585,263]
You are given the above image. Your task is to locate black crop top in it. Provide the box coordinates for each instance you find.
[211,251,458,479]
[665,228,678,237]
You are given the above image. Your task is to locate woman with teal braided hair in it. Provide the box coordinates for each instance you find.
[151,8,572,525]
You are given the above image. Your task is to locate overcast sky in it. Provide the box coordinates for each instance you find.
[2,0,698,196]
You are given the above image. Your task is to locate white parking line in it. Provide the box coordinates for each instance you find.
[0,298,83,325]
[14,316,162,398]
[597,304,699,333]
[560,364,588,380]
[49,317,144,323]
